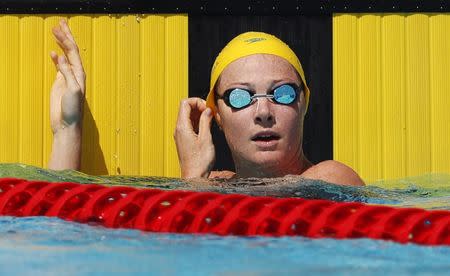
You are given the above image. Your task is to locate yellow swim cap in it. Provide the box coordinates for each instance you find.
[205,31,310,114]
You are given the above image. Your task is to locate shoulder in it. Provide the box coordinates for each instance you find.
[208,170,236,179]
[301,160,365,186]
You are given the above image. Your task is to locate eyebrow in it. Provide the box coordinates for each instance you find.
[271,79,299,85]
[221,78,301,93]
[226,82,253,87]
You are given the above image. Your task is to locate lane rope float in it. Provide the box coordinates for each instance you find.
[0,178,448,246]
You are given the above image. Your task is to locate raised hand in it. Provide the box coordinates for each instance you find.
[48,19,86,170]
[174,98,215,178]
[49,19,85,133]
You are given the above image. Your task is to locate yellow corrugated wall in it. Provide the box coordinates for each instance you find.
[0,14,188,177]
[333,14,450,182]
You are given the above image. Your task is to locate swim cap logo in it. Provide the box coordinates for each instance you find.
[244,37,266,44]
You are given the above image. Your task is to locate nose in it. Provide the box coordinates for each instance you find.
[253,98,274,125]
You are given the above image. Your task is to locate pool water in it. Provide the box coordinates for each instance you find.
[0,164,449,275]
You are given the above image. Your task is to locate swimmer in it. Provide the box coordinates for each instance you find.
[47,20,363,186]
[174,32,364,186]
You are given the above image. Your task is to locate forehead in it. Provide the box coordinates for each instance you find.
[219,54,299,85]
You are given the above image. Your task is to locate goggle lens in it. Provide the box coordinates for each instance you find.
[273,84,297,104]
[229,88,252,109]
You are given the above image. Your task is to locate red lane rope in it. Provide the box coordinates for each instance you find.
[0,178,448,246]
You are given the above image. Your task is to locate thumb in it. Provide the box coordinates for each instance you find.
[198,108,213,143]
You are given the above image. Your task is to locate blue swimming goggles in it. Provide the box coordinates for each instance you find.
[217,83,302,109]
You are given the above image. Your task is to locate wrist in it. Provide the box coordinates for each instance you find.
[53,123,82,138]
[181,167,210,179]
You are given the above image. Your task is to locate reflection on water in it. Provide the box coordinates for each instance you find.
[0,216,449,275]
[0,163,449,210]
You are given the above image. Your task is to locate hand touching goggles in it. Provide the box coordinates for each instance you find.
[217,83,302,109]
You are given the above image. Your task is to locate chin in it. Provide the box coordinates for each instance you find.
[248,151,286,168]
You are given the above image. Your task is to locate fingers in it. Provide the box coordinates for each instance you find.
[52,19,78,51]
[176,98,207,132]
[176,100,193,132]
[59,19,77,44]
[52,19,85,92]
[182,97,207,113]
[57,55,80,93]
[50,51,58,68]
[198,108,213,142]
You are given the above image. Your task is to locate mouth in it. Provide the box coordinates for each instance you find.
[251,131,281,142]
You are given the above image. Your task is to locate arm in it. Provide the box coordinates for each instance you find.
[48,19,86,171]
[174,98,215,178]
[301,160,365,186]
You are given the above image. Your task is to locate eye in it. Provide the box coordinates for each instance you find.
[229,88,252,109]
[273,84,297,104]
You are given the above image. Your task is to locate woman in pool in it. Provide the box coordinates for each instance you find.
[48,20,364,186]
[174,32,363,186]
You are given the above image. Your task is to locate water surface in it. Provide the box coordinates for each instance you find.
[0,163,449,275]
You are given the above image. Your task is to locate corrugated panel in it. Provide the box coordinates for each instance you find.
[0,16,19,163]
[429,15,450,174]
[0,14,188,177]
[140,15,165,177]
[334,14,450,182]
[164,16,188,177]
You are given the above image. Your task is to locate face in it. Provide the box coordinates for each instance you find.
[215,54,307,177]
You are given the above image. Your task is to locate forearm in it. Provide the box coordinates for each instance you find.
[48,125,82,170]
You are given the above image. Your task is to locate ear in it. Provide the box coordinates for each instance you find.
[299,93,307,117]
[214,110,223,130]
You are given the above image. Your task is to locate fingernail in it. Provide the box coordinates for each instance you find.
[205,108,212,116]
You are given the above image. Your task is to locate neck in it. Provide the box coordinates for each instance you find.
[234,152,312,178]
